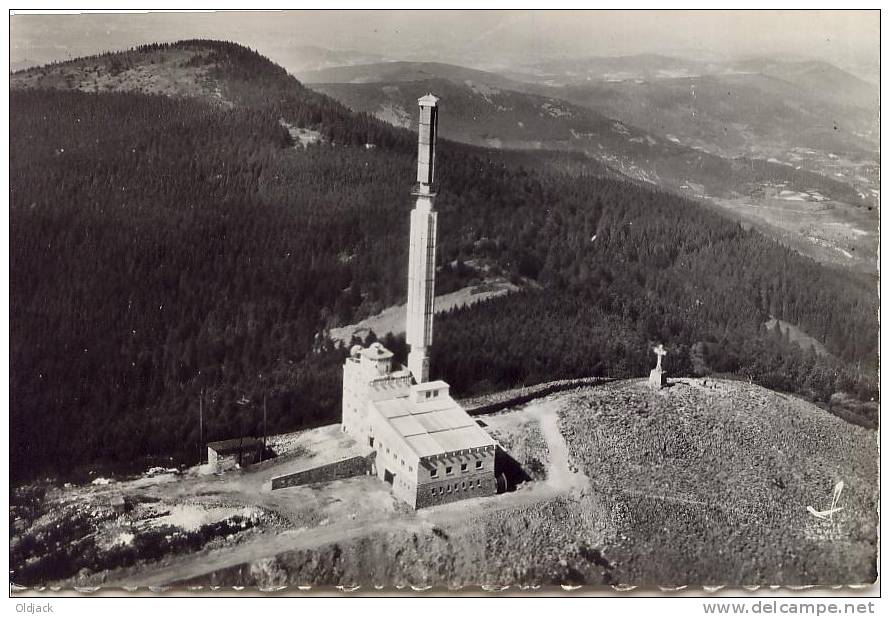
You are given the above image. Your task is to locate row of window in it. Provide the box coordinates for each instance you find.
[368,433,484,480]
[429,460,483,478]
[429,479,484,497]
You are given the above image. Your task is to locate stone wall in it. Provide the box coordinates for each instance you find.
[459,377,612,416]
[415,474,497,508]
[271,452,375,490]
[244,448,306,474]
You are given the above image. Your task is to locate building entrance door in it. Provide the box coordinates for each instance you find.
[384,469,395,485]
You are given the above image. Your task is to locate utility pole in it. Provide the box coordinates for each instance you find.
[234,392,251,466]
[199,389,204,465]
[262,390,267,462]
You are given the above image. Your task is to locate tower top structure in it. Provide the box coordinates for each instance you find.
[418,93,440,107]
[415,93,439,196]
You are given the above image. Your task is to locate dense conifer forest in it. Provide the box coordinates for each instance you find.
[9,41,878,481]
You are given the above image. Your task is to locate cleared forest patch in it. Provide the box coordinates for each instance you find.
[329,279,518,345]
[764,317,830,357]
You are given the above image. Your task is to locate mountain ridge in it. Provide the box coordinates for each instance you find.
[310,76,874,213]
[301,59,879,272]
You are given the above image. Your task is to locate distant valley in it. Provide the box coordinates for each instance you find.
[301,57,879,272]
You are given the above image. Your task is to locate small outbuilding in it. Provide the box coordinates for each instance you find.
[110,495,130,515]
[207,437,263,471]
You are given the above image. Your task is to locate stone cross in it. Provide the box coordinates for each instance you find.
[653,344,667,371]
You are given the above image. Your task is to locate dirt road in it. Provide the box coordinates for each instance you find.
[525,398,589,493]
[111,516,429,588]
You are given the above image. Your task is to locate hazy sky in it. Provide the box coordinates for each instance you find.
[10,10,880,78]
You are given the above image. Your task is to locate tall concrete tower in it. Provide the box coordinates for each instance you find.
[406,93,439,383]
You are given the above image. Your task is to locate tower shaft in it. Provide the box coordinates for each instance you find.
[406,197,437,382]
[406,94,440,383]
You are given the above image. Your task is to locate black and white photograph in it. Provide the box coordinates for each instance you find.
[5,5,883,604]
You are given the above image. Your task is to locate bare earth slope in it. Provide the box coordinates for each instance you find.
[69,378,877,590]
[10,46,226,101]
[559,379,877,586]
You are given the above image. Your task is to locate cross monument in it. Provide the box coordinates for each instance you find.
[648,343,668,389]
[653,344,667,371]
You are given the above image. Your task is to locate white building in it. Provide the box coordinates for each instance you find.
[342,343,497,508]
[341,94,498,508]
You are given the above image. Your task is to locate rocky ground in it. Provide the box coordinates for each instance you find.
[559,379,878,586]
[10,378,878,590]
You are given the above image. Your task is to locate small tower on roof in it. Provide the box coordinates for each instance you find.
[406,93,440,383]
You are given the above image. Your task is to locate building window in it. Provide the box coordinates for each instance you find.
[461,481,466,490]
[430,468,438,478]
[476,460,483,470]
[409,466,413,472]
[460,463,468,472]
[445,466,453,475]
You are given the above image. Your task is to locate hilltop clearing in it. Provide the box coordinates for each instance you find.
[559,379,877,586]
[11,379,876,588]
[12,45,229,102]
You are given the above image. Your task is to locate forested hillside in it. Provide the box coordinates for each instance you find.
[9,41,878,482]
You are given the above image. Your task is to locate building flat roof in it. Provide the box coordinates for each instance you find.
[207,437,261,454]
[413,380,449,392]
[375,395,454,419]
[371,389,497,458]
